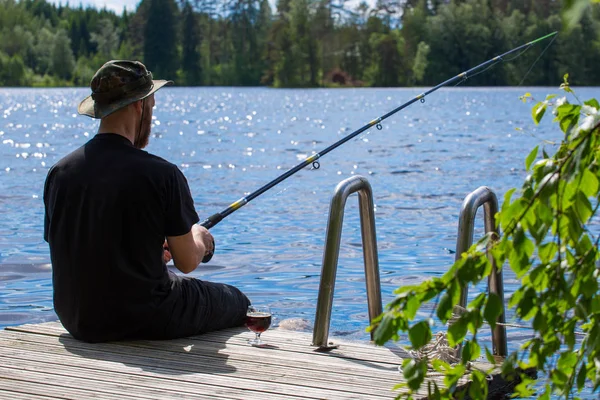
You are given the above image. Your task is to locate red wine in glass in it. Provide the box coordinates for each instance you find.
[246,306,272,346]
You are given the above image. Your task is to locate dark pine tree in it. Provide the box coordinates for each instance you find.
[143,0,179,79]
[181,1,202,85]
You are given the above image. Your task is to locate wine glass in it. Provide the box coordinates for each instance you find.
[245,305,272,346]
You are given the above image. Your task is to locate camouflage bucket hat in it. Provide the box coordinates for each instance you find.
[78,60,173,119]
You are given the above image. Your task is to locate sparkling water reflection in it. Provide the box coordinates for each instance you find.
[0,87,593,351]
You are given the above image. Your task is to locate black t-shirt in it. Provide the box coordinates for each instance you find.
[43,133,200,342]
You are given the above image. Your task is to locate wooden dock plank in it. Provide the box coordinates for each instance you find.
[0,321,488,399]
[0,339,398,390]
[1,323,414,398]
[6,323,409,381]
[8,322,410,370]
[0,340,394,399]
[3,327,403,379]
[0,382,60,400]
[0,375,144,400]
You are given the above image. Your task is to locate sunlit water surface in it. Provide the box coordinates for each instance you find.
[1,86,598,395]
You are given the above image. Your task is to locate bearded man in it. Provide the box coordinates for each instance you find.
[43,60,250,343]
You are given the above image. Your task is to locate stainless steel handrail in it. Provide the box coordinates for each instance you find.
[313,175,382,348]
[455,186,507,356]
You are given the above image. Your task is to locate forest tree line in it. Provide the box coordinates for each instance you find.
[0,0,599,87]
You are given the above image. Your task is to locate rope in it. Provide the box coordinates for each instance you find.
[399,331,492,380]
[450,305,587,337]
[398,304,587,374]
[408,331,461,364]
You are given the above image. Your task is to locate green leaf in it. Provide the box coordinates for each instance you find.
[528,219,549,245]
[468,293,487,310]
[581,277,598,298]
[514,376,536,397]
[577,363,587,390]
[581,168,599,197]
[448,317,468,347]
[532,101,547,125]
[509,249,530,279]
[405,295,419,320]
[436,293,452,324]
[566,208,584,240]
[408,321,432,350]
[509,288,525,309]
[520,92,532,103]
[457,256,479,282]
[468,370,488,399]
[443,363,466,391]
[484,293,503,329]
[537,201,554,226]
[513,226,534,257]
[467,310,483,334]
[501,199,528,232]
[485,346,496,364]
[551,368,569,388]
[573,190,593,223]
[431,359,451,373]
[584,98,600,109]
[509,227,534,277]
[517,288,537,320]
[462,340,481,363]
[372,313,396,345]
[437,281,460,323]
[538,242,557,264]
[542,148,550,159]
[555,103,581,135]
[525,145,538,171]
[502,188,516,210]
[529,264,550,291]
[501,353,517,376]
[538,385,551,400]
[402,358,427,391]
[532,311,547,332]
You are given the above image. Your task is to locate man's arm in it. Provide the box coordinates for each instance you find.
[166,224,214,274]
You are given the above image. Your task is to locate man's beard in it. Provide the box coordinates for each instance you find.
[134,104,152,149]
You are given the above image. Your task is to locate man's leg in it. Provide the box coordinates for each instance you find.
[161,273,251,338]
[188,278,250,333]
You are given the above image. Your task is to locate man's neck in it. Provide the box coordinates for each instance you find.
[97,120,136,145]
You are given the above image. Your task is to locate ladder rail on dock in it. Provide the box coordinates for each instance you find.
[313,177,508,357]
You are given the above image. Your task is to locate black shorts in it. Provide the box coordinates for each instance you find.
[160,272,251,339]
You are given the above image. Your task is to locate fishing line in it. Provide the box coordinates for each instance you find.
[451,40,546,87]
[518,33,558,86]
[198,32,559,263]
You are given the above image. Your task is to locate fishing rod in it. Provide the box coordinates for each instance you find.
[199,31,558,262]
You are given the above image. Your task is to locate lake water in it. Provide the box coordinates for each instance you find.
[0,86,597,371]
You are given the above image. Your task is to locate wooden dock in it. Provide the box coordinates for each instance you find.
[0,321,511,399]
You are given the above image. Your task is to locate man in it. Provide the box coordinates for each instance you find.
[43,60,250,343]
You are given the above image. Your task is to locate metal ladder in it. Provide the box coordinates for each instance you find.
[312,175,382,348]
[455,186,507,356]
[312,178,507,356]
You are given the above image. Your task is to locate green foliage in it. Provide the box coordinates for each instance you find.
[412,42,430,85]
[562,0,600,29]
[0,51,27,86]
[370,77,600,398]
[90,18,120,59]
[2,0,600,87]
[364,30,403,87]
[50,29,75,80]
